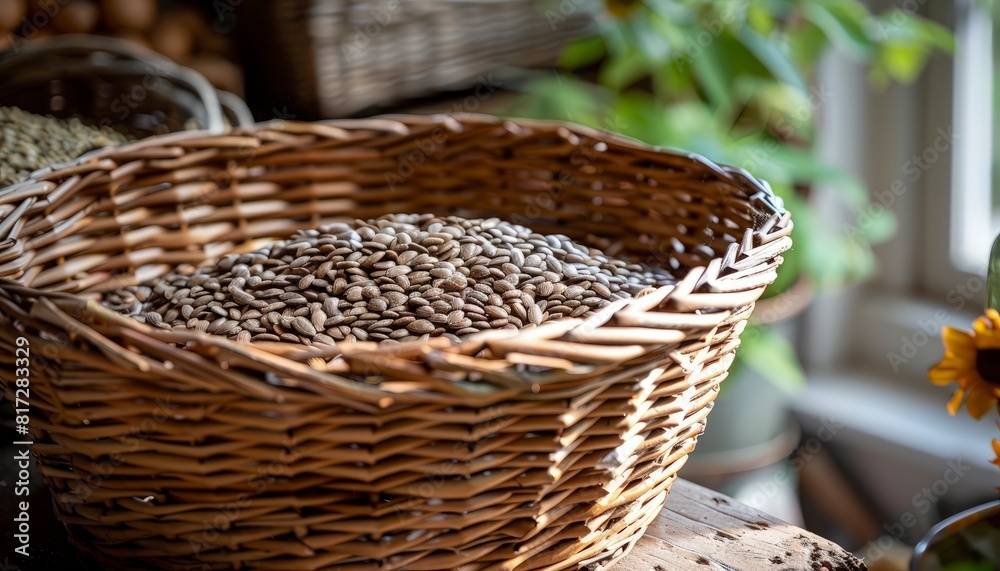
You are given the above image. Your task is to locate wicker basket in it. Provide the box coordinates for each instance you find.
[250,0,592,117]
[0,115,791,570]
[0,35,253,137]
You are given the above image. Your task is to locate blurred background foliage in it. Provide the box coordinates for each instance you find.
[511,0,953,390]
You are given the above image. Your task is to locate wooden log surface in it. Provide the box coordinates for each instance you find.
[616,479,867,571]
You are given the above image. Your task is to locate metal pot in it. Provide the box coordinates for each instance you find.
[911,499,1000,570]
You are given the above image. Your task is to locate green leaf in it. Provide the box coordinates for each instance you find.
[689,38,737,111]
[747,3,775,35]
[914,19,954,53]
[599,47,649,91]
[754,144,870,208]
[611,92,665,144]
[878,42,931,84]
[729,137,837,181]
[730,79,817,141]
[632,13,674,64]
[509,76,613,128]
[874,10,954,53]
[558,36,608,70]
[787,21,832,72]
[737,27,807,92]
[804,1,876,59]
[690,52,730,109]
[737,325,806,394]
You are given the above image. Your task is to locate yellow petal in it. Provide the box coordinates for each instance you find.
[947,388,965,416]
[942,327,977,359]
[965,383,998,419]
[974,318,1000,348]
[986,308,1000,328]
[929,354,973,385]
[956,369,984,390]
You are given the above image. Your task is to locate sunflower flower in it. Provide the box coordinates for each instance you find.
[929,309,1000,419]
[993,437,1000,470]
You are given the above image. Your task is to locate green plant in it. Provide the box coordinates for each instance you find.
[511,0,952,390]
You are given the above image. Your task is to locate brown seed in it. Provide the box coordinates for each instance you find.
[322,298,339,315]
[441,274,467,292]
[311,310,327,331]
[314,333,336,345]
[408,319,435,334]
[485,306,508,319]
[591,283,611,298]
[292,316,317,336]
[345,286,364,302]
[528,304,543,325]
[232,289,255,305]
[384,291,408,306]
[392,316,416,327]
[206,317,229,334]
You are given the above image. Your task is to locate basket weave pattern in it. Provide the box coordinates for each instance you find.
[0,115,791,570]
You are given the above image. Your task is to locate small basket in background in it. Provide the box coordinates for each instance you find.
[244,0,593,117]
[0,34,253,139]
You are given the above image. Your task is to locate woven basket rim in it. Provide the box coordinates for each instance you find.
[0,114,793,405]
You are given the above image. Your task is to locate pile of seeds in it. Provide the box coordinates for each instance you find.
[103,214,675,346]
[0,106,132,187]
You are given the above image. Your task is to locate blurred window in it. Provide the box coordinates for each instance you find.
[950,0,994,274]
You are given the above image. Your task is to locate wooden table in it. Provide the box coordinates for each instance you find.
[619,479,867,571]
